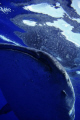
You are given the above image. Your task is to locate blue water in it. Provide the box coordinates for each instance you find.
[0,0,80,119]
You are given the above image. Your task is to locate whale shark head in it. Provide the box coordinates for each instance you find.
[0,44,75,120]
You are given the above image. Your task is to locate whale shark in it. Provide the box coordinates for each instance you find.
[10,13,79,68]
[0,44,75,120]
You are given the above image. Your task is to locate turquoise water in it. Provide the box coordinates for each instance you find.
[0,0,80,119]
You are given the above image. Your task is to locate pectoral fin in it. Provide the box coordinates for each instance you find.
[0,103,12,115]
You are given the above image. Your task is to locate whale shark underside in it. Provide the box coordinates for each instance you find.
[0,44,75,120]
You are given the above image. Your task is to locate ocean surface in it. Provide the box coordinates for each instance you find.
[0,0,80,119]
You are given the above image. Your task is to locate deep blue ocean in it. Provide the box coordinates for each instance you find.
[0,0,80,120]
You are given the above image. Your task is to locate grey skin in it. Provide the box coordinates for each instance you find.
[0,44,75,120]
